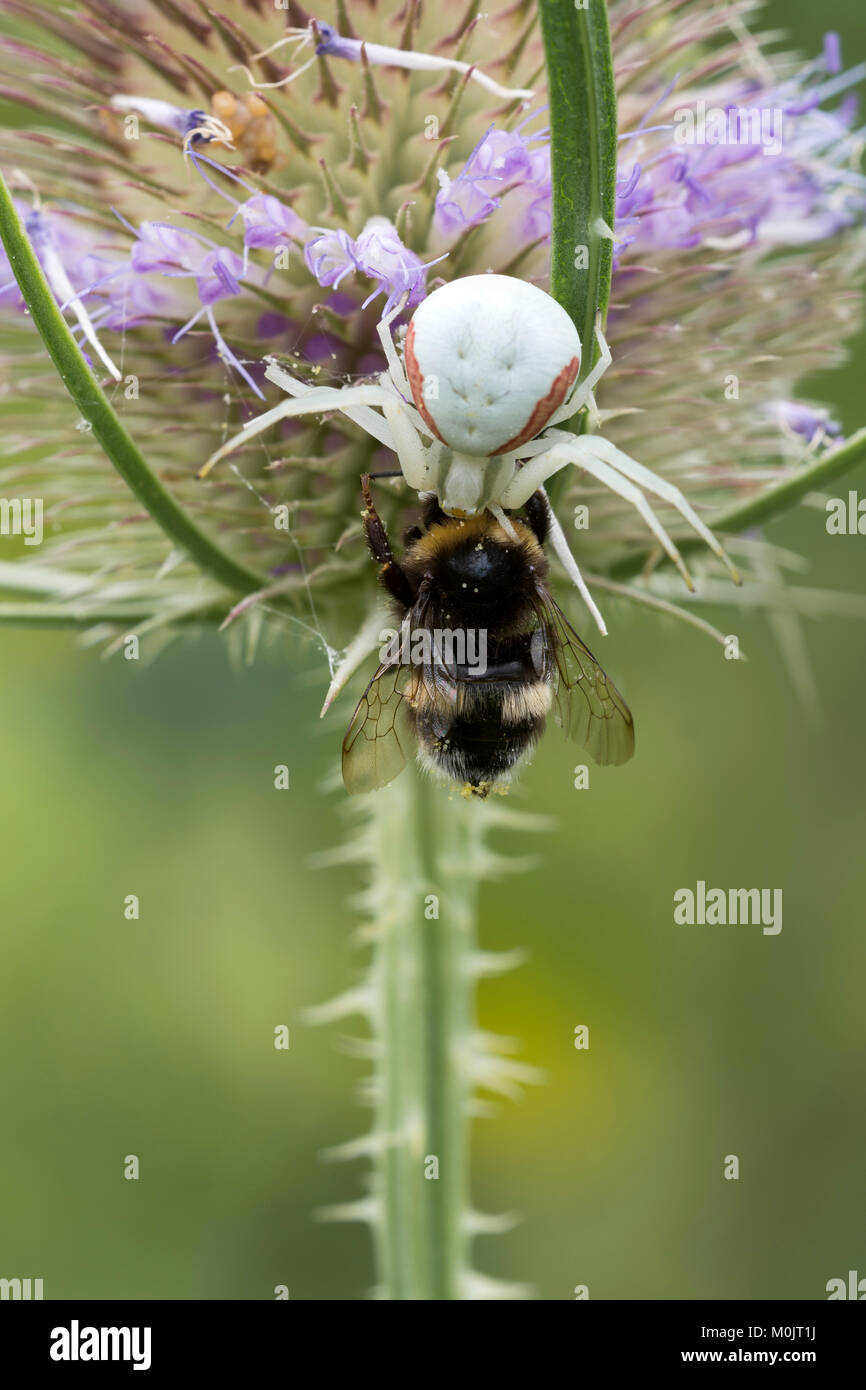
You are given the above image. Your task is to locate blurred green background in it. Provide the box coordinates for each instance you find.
[1,1,865,1300]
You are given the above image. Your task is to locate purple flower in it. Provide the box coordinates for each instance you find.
[186,157,308,259]
[130,223,247,306]
[2,203,112,298]
[0,202,178,344]
[764,400,842,443]
[304,228,358,291]
[434,123,548,238]
[91,267,176,331]
[109,96,213,143]
[305,218,439,315]
[240,194,308,252]
[120,218,263,396]
[352,218,434,312]
[311,22,357,61]
[0,204,127,377]
[434,37,866,263]
[618,44,866,254]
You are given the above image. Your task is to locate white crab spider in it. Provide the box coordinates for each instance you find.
[202,274,739,634]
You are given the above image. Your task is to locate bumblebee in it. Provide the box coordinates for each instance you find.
[342,477,635,796]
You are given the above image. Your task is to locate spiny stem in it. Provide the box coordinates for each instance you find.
[0,171,268,598]
[369,769,475,1298]
[607,427,866,582]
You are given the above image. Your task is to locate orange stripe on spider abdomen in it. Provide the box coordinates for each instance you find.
[494,355,581,454]
[405,320,445,443]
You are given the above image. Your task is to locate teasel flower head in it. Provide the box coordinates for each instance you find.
[0,0,863,665]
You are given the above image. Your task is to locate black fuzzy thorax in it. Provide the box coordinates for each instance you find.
[400,515,547,633]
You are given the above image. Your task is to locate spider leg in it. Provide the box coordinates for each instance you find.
[376,293,411,398]
[546,313,612,428]
[500,439,697,591]
[489,503,519,540]
[199,380,401,477]
[376,395,435,491]
[545,429,741,584]
[577,314,613,407]
[377,372,433,438]
[573,434,740,584]
[265,360,397,451]
[539,488,608,636]
[200,360,434,498]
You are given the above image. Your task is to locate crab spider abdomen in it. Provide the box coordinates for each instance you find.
[405,274,581,457]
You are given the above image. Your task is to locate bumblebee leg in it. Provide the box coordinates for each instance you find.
[360,474,416,607]
[420,494,447,530]
[524,490,550,545]
[379,560,416,608]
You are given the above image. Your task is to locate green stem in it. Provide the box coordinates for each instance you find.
[369,769,476,1299]
[539,0,617,380]
[0,172,267,597]
[607,427,866,581]
[539,0,617,518]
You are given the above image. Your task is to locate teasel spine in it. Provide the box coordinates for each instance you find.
[307,768,545,1300]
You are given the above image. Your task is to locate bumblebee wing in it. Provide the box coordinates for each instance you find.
[536,589,635,767]
[341,661,415,794]
[399,596,458,739]
[423,625,461,737]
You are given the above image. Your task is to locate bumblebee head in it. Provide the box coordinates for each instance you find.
[408,513,547,626]
[440,531,522,603]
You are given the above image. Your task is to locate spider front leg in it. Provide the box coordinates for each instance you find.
[264,360,396,451]
[376,293,412,399]
[547,430,740,584]
[547,313,612,429]
[264,359,435,493]
[501,435,735,591]
[199,379,399,477]
[198,367,434,489]
[378,393,435,492]
[520,487,607,633]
